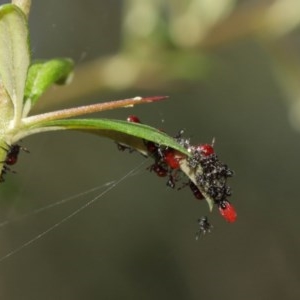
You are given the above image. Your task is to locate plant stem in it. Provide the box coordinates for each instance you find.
[22,96,168,126]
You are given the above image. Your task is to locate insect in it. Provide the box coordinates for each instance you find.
[0,144,28,182]
[163,149,182,169]
[166,175,176,189]
[196,143,214,157]
[218,200,237,223]
[150,163,168,177]
[4,144,21,165]
[189,180,204,200]
[127,115,141,123]
[195,216,213,240]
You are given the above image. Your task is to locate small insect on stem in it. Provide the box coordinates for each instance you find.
[4,145,21,165]
[0,144,29,182]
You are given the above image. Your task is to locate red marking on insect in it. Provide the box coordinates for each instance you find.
[1,144,28,166]
[218,200,237,223]
[163,149,182,169]
[0,144,29,182]
[196,144,214,157]
[189,181,204,200]
[127,115,141,123]
[5,144,21,165]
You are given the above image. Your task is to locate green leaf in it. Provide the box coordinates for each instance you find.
[24,58,74,108]
[0,4,30,122]
[28,118,190,156]
[23,118,217,209]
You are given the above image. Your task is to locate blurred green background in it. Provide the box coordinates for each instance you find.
[1,0,300,299]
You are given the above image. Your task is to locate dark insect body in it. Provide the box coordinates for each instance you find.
[150,163,168,177]
[166,175,176,189]
[189,180,204,200]
[5,144,21,165]
[196,216,213,239]
[0,144,22,182]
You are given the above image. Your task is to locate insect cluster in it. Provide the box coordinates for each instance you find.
[0,115,237,238]
[121,115,237,237]
[186,143,236,223]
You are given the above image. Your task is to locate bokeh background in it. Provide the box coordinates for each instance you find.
[1,0,300,299]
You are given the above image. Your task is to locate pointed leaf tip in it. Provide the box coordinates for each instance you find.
[140,96,169,102]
